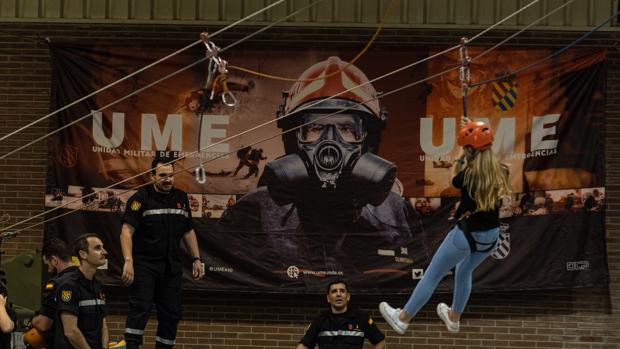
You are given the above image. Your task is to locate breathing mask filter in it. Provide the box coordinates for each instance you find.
[264,113,395,207]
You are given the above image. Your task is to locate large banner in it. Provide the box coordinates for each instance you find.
[45,41,608,294]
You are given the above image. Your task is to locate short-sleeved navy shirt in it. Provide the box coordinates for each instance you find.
[39,266,80,349]
[300,309,385,349]
[54,270,107,349]
[123,185,193,274]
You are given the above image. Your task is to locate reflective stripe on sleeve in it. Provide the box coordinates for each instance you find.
[78,299,105,307]
[142,208,188,218]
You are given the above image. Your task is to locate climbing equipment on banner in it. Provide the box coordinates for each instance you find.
[199,32,237,111]
[194,32,239,184]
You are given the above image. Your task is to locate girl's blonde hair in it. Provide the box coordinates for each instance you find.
[462,148,512,212]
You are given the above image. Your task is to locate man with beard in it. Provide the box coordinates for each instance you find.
[296,280,385,349]
[54,234,108,349]
[29,238,79,349]
[219,56,424,288]
[120,155,204,349]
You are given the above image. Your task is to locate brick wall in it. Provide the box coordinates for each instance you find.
[0,23,618,348]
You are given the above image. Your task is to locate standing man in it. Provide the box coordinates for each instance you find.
[121,155,205,349]
[296,280,385,349]
[54,234,108,349]
[29,238,79,349]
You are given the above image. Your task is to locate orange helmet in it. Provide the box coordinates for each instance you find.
[24,327,46,349]
[457,121,494,150]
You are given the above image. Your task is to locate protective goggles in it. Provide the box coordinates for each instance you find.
[297,114,366,143]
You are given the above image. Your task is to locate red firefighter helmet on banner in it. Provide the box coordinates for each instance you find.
[282,56,384,121]
[277,56,387,154]
[457,120,494,150]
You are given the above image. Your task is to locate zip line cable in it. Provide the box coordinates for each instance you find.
[0,0,288,144]
[471,0,577,62]
[0,39,460,236]
[0,0,326,161]
[1,0,391,159]
[1,0,572,235]
[471,8,620,88]
[0,0,544,161]
[0,64,462,237]
[467,0,541,43]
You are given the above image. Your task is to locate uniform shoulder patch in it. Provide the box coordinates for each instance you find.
[61,290,72,302]
[45,282,54,290]
[131,200,142,211]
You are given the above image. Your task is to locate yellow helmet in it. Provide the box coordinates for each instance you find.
[23,327,45,349]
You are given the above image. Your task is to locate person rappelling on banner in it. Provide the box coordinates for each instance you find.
[379,118,512,334]
[230,146,268,178]
[243,148,267,179]
[219,56,424,282]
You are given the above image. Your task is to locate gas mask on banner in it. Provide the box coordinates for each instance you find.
[264,113,395,207]
[300,114,366,188]
[263,56,395,208]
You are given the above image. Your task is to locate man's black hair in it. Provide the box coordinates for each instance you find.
[326,279,348,294]
[42,237,72,262]
[73,233,100,260]
[151,151,176,175]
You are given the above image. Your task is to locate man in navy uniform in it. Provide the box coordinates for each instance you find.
[30,237,79,349]
[121,154,204,348]
[54,234,108,349]
[297,280,385,349]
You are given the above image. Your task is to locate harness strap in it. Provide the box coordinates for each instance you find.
[457,219,496,253]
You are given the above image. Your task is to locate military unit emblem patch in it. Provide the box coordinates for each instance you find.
[131,200,141,211]
[61,290,72,302]
[491,80,518,111]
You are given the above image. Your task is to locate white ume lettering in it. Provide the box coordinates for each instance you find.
[419,114,560,156]
[92,111,230,153]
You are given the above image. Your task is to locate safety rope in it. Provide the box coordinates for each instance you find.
[3,0,582,236]
[471,8,620,88]
[457,0,581,119]
[0,0,326,161]
[228,0,398,82]
[0,0,288,144]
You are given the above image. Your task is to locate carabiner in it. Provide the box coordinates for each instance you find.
[194,165,207,184]
[201,32,220,59]
[221,90,238,107]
